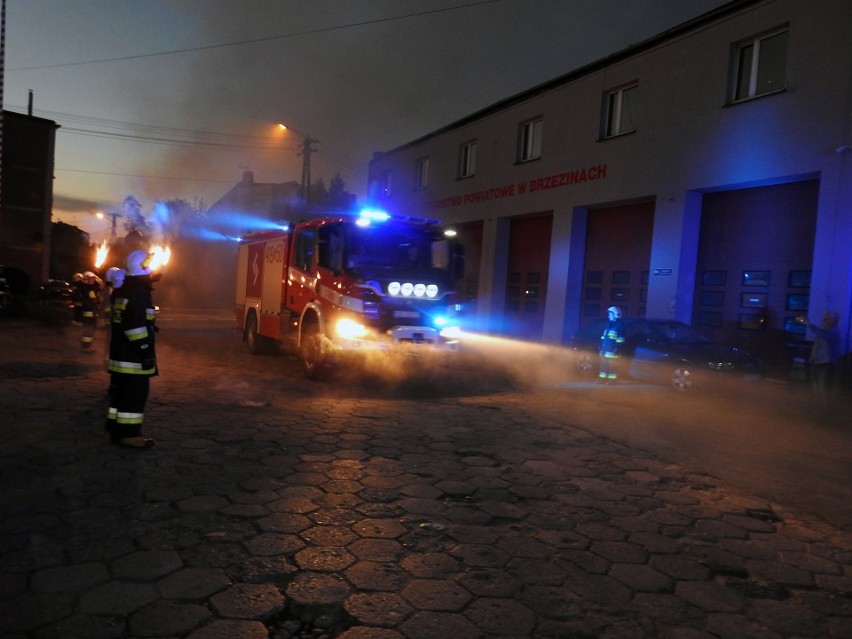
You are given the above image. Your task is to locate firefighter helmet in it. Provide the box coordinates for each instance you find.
[106,267,125,287]
[83,271,96,279]
[73,272,83,282]
[607,305,623,319]
[126,250,153,276]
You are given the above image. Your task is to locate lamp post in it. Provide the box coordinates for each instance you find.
[278,124,318,209]
[96,211,123,243]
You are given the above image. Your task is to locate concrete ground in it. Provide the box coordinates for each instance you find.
[1,313,851,638]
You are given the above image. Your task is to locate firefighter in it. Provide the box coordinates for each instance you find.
[71,272,84,325]
[79,271,103,351]
[599,305,625,384]
[105,251,157,449]
[103,267,125,395]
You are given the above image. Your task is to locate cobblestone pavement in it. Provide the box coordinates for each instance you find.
[1,316,851,638]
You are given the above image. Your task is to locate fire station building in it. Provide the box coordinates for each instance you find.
[366,0,852,377]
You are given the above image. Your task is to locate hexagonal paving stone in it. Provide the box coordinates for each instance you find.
[300,525,359,546]
[186,619,269,639]
[344,592,413,627]
[353,518,408,539]
[111,550,183,580]
[129,601,212,637]
[345,561,408,591]
[286,572,351,607]
[257,512,313,534]
[210,583,286,620]
[79,581,159,615]
[450,543,509,568]
[295,547,356,571]
[400,553,461,579]
[243,533,305,556]
[401,579,472,611]
[400,610,480,639]
[157,567,231,600]
[308,508,361,526]
[31,562,110,593]
[464,597,536,636]
[347,538,405,562]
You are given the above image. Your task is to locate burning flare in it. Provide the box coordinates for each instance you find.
[95,240,109,269]
[148,245,171,271]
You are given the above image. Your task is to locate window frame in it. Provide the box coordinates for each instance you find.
[601,81,638,139]
[729,26,789,103]
[517,117,543,163]
[414,156,429,190]
[458,139,477,178]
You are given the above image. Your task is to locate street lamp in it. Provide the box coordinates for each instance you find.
[278,123,318,209]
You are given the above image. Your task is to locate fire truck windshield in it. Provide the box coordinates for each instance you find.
[343,224,451,278]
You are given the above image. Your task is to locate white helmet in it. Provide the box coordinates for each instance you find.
[106,267,125,288]
[126,250,152,276]
[607,305,623,319]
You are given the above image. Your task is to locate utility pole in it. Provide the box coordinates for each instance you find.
[298,135,318,209]
[104,212,122,243]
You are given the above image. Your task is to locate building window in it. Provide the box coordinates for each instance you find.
[602,82,637,138]
[459,140,477,178]
[518,118,543,162]
[730,28,788,102]
[415,156,429,190]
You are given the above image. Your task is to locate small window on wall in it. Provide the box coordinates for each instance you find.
[459,140,477,178]
[602,82,637,138]
[414,157,429,190]
[730,27,788,102]
[518,117,543,162]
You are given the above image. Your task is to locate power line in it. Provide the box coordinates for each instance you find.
[8,1,503,71]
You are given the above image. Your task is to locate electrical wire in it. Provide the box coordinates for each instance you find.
[8,0,504,71]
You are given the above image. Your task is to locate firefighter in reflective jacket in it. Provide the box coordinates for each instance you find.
[599,305,625,384]
[79,271,102,351]
[105,250,157,448]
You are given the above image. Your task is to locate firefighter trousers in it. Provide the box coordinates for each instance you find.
[106,374,150,440]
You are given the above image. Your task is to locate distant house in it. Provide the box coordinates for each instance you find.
[206,171,302,235]
[0,110,60,292]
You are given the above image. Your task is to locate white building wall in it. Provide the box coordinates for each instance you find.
[368,0,852,356]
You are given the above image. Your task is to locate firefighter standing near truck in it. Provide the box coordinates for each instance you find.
[105,251,157,449]
[599,305,625,384]
[79,271,103,351]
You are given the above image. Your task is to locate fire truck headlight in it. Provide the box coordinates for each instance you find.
[401,282,414,296]
[440,325,462,338]
[414,284,426,297]
[336,318,368,339]
[388,281,401,296]
[426,285,438,298]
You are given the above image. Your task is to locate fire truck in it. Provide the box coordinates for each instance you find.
[235,209,465,378]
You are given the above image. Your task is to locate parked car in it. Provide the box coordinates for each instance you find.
[568,317,763,391]
[38,279,75,303]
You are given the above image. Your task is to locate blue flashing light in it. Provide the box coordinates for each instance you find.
[358,208,390,222]
[433,316,448,327]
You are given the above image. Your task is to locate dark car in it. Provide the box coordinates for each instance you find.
[568,317,763,391]
[38,279,76,308]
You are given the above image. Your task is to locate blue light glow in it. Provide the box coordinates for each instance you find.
[358,208,390,222]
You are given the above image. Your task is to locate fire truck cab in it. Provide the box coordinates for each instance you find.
[235,210,465,378]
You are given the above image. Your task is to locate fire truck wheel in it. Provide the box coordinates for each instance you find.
[300,323,326,380]
[245,313,262,355]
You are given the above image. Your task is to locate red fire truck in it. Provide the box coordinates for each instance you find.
[235,209,465,378]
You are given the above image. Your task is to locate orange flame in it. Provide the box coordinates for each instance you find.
[95,240,109,269]
[148,245,171,271]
